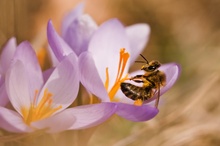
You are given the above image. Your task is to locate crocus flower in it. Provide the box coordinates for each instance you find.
[61,3,98,56]
[0,41,116,133]
[46,3,92,66]
[0,37,16,106]
[78,19,181,122]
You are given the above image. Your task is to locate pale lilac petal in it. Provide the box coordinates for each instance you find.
[14,41,44,96]
[37,53,79,112]
[43,67,54,83]
[63,14,98,56]
[159,63,181,95]
[31,109,76,133]
[79,52,109,102]
[0,107,32,133]
[5,61,31,115]
[68,102,117,129]
[88,19,130,88]
[0,82,9,106]
[47,20,73,61]
[61,2,84,37]
[125,24,150,63]
[0,37,16,74]
[116,103,158,122]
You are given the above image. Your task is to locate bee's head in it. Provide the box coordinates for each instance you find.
[141,60,161,72]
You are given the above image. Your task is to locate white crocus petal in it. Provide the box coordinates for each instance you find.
[125,24,150,63]
[37,53,79,113]
[5,61,31,115]
[31,109,76,133]
[0,107,33,133]
[88,19,130,89]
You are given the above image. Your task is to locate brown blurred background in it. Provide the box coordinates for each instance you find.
[1,0,220,146]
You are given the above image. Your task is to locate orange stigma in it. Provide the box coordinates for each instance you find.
[21,89,62,125]
[105,48,130,101]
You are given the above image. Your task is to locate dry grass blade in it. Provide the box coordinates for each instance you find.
[0,129,46,143]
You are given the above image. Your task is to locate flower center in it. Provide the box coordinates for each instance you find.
[21,89,62,125]
[105,48,130,101]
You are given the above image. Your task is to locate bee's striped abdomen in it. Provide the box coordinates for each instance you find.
[120,82,153,101]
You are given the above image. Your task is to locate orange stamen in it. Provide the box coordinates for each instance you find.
[106,48,130,101]
[21,89,62,125]
[116,48,129,82]
[33,90,39,105]
[105,68,109,90]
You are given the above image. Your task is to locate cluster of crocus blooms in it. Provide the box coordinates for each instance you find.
[0,3,180,134]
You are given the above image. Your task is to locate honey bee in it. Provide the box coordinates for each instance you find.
[120,54,166,107]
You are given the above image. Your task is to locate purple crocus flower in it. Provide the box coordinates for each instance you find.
[0,37,16,106]
[78,19,181,122]
[47,3,93,66]
[0,41,116,133]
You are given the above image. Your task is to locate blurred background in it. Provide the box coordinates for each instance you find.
[1,0,220,145]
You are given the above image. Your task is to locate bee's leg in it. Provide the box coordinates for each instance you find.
[154,84,160,109]
[152,89,157,97]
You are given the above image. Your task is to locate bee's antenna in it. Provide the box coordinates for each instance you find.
[135,61,146,63]
[139,54,149,64]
